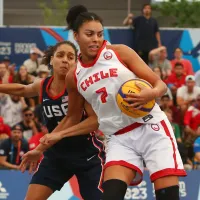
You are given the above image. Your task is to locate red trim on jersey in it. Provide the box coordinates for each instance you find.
[78,40,107,68]
[46,76,65,100]
[104,160,143,186]
[73,66,78,91]
[161,120,178,169]
[112,49,128,68]
[91,136,104,193]
[150,168,187,182]
[39,79,45,103]
[115,122,143,135]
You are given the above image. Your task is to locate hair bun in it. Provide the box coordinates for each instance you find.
[66,5,88,30]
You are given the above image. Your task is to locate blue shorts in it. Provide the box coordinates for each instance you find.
[30,136,105,200]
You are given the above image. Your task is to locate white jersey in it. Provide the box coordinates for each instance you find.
[75,41,166,136]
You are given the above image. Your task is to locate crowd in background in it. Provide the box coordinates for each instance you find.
[0,48,50,169]
[0,3,200,172]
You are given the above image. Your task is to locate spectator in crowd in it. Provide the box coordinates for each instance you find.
[165,62,186,93]
[0,63,13,84]
[195,69,200,87]
[184,94,200,136]
[23,47,44,76]
[123,3,161,63]
[2,56,15,77]
[0,117,11,144]
[28,124,48,151]
[14,65,35,85]
[160,94,181,125]
[149,46,172,79]
[171,48,194,75]
[2,56,11,69]
[152,67,173,105]
[14,65,36,109]
[152,66,164,80]
[19,107,40,141]
[0,124,29,170]
[177,141,193,170]
[193,132,200,169]
[183,94,200,161]
[177,75,200,108]
[122,13,133,27]
[164,109,182,143]
[36,64,50,79]
[0,94,27,127]
[163,101,194,170]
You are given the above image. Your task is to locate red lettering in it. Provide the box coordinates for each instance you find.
[81,82,87,91]
[93,73,101,82]
[81,68,118,91]
[110,68,118,77]
[100,71,109,79]
[85,76,94,87]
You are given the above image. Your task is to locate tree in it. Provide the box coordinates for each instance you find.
[153,0,200,27]
[38,0,69,26]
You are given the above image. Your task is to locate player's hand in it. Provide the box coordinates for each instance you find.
[19,149,43,174]
[123,81,157,109]
[39,133,63,145]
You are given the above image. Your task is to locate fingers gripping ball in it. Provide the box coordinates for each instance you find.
[116,79,155,118]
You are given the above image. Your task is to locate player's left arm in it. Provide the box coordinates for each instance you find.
[108,45,167,108]
[57,100,98,138]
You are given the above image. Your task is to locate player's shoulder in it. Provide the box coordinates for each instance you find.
[107,44,130,54]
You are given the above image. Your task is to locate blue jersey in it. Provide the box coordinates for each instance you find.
[40,76,100,158]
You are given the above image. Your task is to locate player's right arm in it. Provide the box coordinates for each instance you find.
[20,69,98,173]
[0,78,42,97]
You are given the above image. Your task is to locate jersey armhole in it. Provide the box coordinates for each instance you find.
[39,79,45,104]
[112,49,129,69]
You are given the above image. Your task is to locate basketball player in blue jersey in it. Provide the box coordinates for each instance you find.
[38,5,186,200]
[0,41,105,200]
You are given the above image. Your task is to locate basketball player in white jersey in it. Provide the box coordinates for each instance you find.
[32,5,186,200]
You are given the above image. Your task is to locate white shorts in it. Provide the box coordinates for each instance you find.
[104,118,187,185]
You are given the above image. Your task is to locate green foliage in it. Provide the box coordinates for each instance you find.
[153,0,200,27]
[38,0,68,25]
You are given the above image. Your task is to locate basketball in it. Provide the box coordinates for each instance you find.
[116,79,156,118]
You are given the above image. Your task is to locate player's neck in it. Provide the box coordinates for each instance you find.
[80,54,95,65]
[50,75,65,93]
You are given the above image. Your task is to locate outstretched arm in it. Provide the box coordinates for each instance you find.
[0,78,42,97]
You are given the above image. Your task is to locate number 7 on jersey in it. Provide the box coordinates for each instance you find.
[96,87,108,103]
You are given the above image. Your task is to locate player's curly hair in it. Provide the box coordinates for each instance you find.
[42,41,78,66]
[66,5,103,32]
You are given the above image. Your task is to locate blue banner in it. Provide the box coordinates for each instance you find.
[0,170,199,200]
[0,27,199,72]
